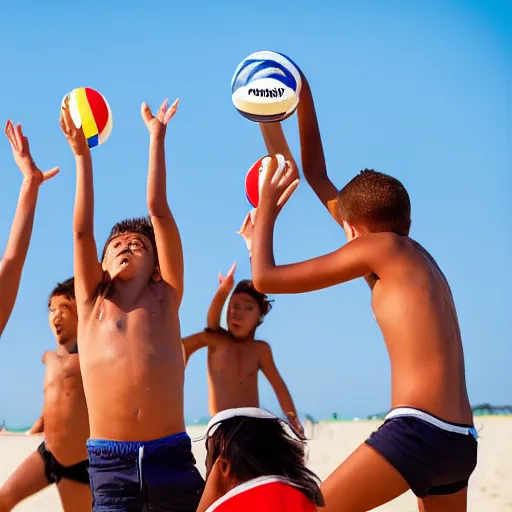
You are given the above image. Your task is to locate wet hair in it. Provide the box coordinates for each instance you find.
[205,417,324,507]
[232,280,273,318]
[101,217,157,263]
[48,277,75,309]
[338,169,411,236]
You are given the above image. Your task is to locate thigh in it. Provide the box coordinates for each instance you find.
[418,487,468,512]
[58,478,93,512]
[144,460,204,512]
[0,450,50,511]
[321,443,410,512]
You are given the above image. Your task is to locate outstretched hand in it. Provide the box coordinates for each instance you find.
[259,155,300,215]
[59,98,89,157]
[218,262,237,292]
[141,99,179,139]
[237,209,256,255]
[5,121,59,185]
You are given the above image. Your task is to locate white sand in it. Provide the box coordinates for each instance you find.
[0,416,510,511]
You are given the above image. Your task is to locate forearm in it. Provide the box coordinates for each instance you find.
[251,207,278,290]
[297,78,327,183]
[147,136,169,216]
[259,123,297,168]
[0,180,40,333]
[73,153,94,235]
[207,289,230,330]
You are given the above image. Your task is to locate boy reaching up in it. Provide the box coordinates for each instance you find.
[0,121,58,337]
[182,265,304,438]
[243,74,477,512]
[59,98,204,512]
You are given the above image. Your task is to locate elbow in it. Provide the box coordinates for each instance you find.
[252,271,274,294]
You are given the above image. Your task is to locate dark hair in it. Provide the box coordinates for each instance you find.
[48,277,75,308]
[206,417,324,506]
[338,169,411,236]
[232,280,273,318]
[101,217,157,262]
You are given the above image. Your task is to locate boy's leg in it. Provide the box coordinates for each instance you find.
[321,443,410,512]
[418,487,468,512]
[57,478,92,512]
[0,450,50,512]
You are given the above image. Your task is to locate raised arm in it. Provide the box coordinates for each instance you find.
[141,99,184,304]
[59,102,103,306]
[259,122,298,172]
[0,122,59,336]
[207,263,236,330]
[259,342,304,439]
[251,156,387,294]
[297,76,341,225]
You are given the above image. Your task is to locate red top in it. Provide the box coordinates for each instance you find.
[206,476,317,512]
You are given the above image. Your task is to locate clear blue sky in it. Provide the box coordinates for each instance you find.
[0,0,510,427]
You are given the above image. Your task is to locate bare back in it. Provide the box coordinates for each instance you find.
[206,331,263,415]
[43,351,89,466]
[373,235,472,424]
[79,280,185,441]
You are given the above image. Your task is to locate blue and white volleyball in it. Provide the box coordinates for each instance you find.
[231,51,302,123]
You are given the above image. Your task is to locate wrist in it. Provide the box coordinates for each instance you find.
[149,132,166,145]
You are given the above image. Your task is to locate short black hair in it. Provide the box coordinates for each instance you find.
[205,416,324,507]
[48,277,75,309]
[338,169,411,236]
[101,217,157,262]
[232,280,273,317]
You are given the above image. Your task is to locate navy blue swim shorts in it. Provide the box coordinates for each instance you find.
[87,432,204,511]
[365,407,478,498]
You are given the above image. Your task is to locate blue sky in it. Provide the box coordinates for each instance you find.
[0,0,510,427]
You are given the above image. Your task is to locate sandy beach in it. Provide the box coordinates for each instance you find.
[1,416,510,511]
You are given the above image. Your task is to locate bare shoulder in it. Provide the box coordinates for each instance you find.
[41,351,55,364]
[255,340,272,356]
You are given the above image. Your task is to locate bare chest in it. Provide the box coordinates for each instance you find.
[44,353,82,392]
[209,344,260,379]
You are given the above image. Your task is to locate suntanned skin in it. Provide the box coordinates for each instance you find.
[0,292,91,512]
[0,122,59,337]
[59,98,186,441]
[183,266,303,436]
[242,75,473,512]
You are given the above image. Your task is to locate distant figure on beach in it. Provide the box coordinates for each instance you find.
[241,71,477,511]
[197,408,323,512]
[182,267,304,438]
[59,98,204,511]
[0,121,58,338]
[0,278,91,512]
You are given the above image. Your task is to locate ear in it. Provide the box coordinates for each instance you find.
[217,457,232,479]
[152,266,162,283]
[342,220,357,241]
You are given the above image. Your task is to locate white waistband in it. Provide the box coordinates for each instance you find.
[385,407,478,439]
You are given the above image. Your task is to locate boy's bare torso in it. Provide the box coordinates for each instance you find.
[206,331,263,415]
[79,281,185,441]
[42,350,89,466]
[371,234,472,424]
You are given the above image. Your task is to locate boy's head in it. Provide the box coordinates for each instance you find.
[101,217,159,282]
[227,280,272,339]
[202,408,323,508]
[48,277,78,347]
[338,169,411,240]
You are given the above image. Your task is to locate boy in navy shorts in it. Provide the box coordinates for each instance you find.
[60,98,204,511]
[241,73,477,511]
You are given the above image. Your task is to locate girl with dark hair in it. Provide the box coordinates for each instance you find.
[197,408,324,511]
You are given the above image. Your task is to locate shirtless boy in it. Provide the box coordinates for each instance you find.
[242,75,477,511]
[59,98,204,511]
[0,278,91,512]
[0,121,58,337]
[182,266,304,437]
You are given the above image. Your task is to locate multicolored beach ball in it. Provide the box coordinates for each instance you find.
[63,87,113,148]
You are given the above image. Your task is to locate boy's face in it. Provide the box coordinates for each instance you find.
[102,233,156,281]
[227,292,261,339]
[48,294,78,345]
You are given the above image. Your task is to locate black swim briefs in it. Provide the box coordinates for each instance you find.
[37,441,90,485]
